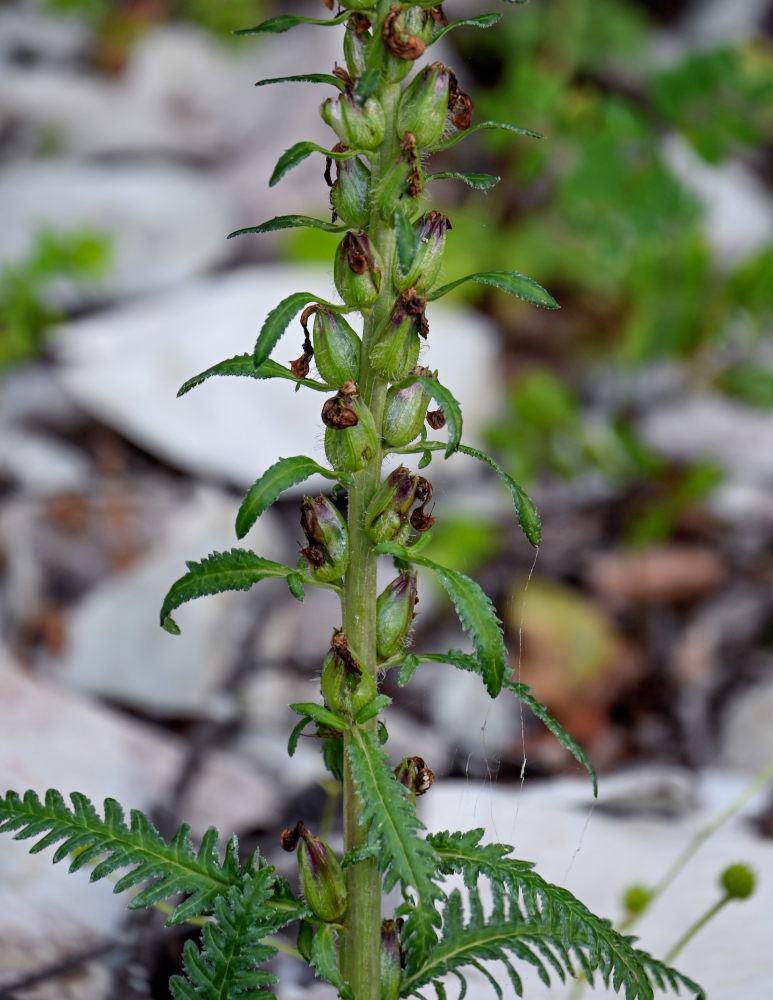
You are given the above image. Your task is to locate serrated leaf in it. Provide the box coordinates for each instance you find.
[426,171,501,190]
[434,120,542,152]
[255,73,345,90]
[341,844,379,868]
[430,12,502,43]
[429,271,559,310]
[458,445,541,546]
[236,456,349,539]
[269,141,359,187]
[347,728,443,966]
[235,12,349,35]
[310,925,353,1000]
[377,544,506,697]
[160,549,302,634]
[398,655,419,687]
[289,702,347,732]
[228,215,346,239]
[417,376,463,457]
[254,291,340,370]
[395,211,420,277]
[177,354,330,397]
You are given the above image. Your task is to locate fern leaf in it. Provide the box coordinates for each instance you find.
[0,789,275,925]
[409,834,704,1000]
[347,728,443,968]
[170,871,297,1000]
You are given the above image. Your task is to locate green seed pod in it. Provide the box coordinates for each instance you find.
[324,389,379,473]
[395,62,450,149]
[395,211,451,294]
[321,634,377,717]
[330,154,372,229]
[365,466,418,544]
[370,291,426,382]
[343,15,371,78]
[720,863,756,900]
[299,495,349,582]
[312,307,361,386]
[382,368,432,447]
[321,92,386,151]
[334,232,383,309]
[380,919,403,1000]
[297,825,348,923]
[376,571,418,659]
[622,885,653,915]
[376,160,414,221]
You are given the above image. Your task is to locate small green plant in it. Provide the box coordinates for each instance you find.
[0,227,111,369]
[1,5,705,1000]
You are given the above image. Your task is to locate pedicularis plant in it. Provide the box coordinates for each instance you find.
[1,4,706,1000]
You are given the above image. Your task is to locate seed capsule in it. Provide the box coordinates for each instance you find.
[394,755,435,796]
[365,466,418,545]
[294,822,348,923]
[382,368,432,447]
[324,390,379,473]
[395,211,451,294]
[343,14,371,77]
[329,150,372,229]
[321,633,378,718]
[383,4,426,63]
[321,91,386,151]
[380,919,404,1000]
[299,495,349,582]
[370,290,427,383]
[376,571,418,659]
[396,62,450,149]
[310,306,361,386]
[334,232,383,309]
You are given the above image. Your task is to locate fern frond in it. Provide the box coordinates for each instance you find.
[347,728,443,968]
[0,789,271,925]
[170,870,296,1000]
[411,831,704,1000]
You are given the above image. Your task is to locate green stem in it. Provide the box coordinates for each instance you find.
[663,896,730,966]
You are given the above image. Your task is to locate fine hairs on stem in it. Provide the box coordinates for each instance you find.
[0,5,707,1000]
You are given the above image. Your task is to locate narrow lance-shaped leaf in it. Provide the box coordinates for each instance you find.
[430,12,502,43]
[229,216,346,239]
[177,354,330,397]
[236,456,352,539]
[254,291,344,370]
[376,543,507,697]
[429,271,560,310]
[310,925,353,1000]
[394,211,420,277]
[160,549,306,635]
[270,141,360,188]
[235,12,349,35]
[435,121,542,152]
[354,67,381,104]
[426,172,501,191]
[255,73,345,90]
[289,702,347,733]
[417,376,463,457]
[458,444,541,546]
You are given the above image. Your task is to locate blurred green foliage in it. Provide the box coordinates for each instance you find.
[0,228,112,369]
[43,0,267,41]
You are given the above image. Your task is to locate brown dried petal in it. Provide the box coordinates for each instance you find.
[415,476,433,505]
[415,766,434,795]
[344,232,370,275]
[450,91,474,130]
[290,332,313,380]
[331,630,362,676]
[339,379,358,396]
[410,508,436,532]
[426,409,446,430]
[301,542,326,569]
[351,13,371,34]
[280,821,303,852]
[323,0,334,9]
[322,395,359,429]
[430,6,448,26]
[383,4,426,61]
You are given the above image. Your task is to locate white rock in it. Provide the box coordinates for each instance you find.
[720,672,773,773]
[54,485,286,717]
[0,3,90,66]
[54,265,501,489]
[0,427,91,496]
[0,161,235,301]
[420,772,773,999]
[679,0,771,47]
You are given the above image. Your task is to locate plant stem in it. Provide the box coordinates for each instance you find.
[663,896,729,966]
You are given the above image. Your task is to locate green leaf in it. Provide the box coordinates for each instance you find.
[287,715,313,757]
[0,790,259,926]
[177,354,330,397]
[355,693,392,724]
[236,456,350,539]
[253,291,341,370]
[504,680,597,796]
[394,211,420,277]
[160,549,303,634]
[286,573,306,602]
[434,121,542,152]
[429,271,559,310]
[426,172,501,190]
[255,73,345,90]
[269,141,359,187]
[458,445,541,546]
[354,67,381,104]
[310,925,353,1000]
[235,12,349,35]
[228,216,346,239]
[431,12,502,43]
[378,544,507,697]
[417,376,463,457]
[341,843,379,868]
[289,702,347,732]
[348,728,443,967]
[398,654,419,687]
